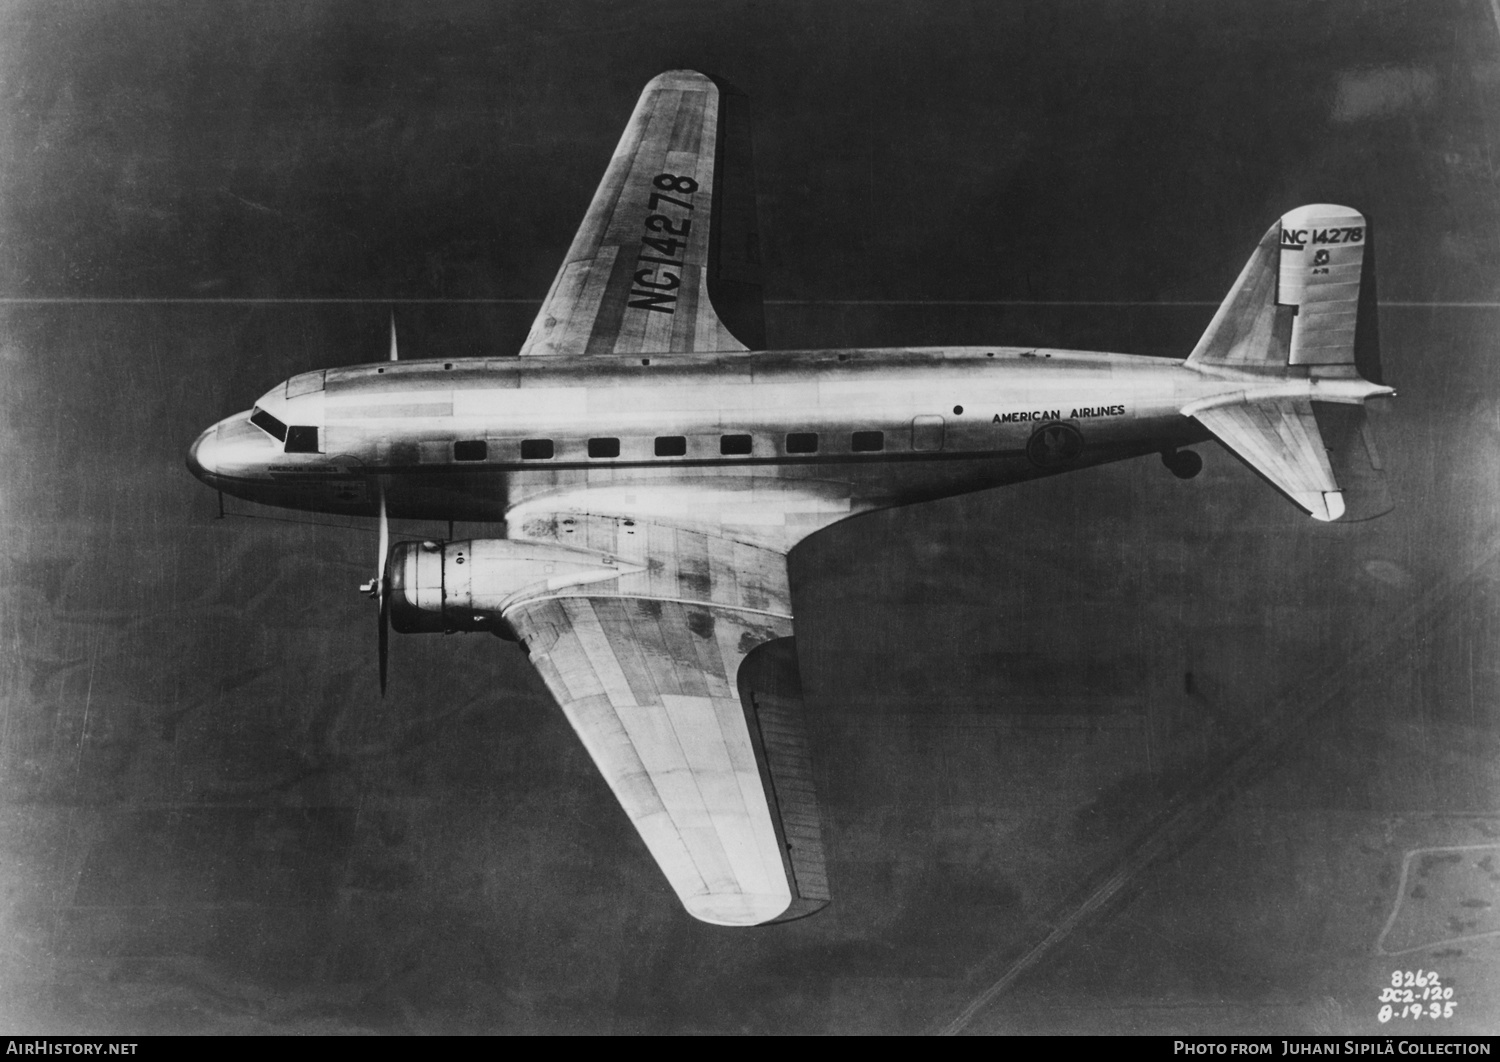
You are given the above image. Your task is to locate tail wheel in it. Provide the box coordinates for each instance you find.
[1162,449,1203,480]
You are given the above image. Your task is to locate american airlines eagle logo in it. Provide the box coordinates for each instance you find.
[1027,423,1085,468]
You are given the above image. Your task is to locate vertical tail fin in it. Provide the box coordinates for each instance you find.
[1187,204,1376,377]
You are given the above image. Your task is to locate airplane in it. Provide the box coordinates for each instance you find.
[187,70,1394,927]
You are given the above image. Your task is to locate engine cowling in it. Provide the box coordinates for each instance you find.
[386,538,644,636]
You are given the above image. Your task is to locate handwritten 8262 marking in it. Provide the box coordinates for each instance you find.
[628,174,699,314]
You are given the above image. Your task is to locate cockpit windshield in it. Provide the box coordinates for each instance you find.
[250,407,288,442]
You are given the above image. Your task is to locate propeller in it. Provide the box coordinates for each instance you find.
[356,311,400,693]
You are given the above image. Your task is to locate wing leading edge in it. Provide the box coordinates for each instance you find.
[502,515,828,926]
[519,70,765,358]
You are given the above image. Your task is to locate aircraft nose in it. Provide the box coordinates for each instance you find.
[187,410,278,485]
[186,425,219,483]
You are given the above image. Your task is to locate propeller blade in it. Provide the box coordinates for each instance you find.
[376,488,390,580]
[376,485,390,695]
[378,580,390,695]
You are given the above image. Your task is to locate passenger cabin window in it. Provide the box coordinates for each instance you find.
[851,430,884,452]
[588,437,620,458]
[720,434,752,455]
[786,432,819,454]
[655,436,687,457]
[520,439,554,460]
[284,426,320,454]
[454,440,487,462]
[250,407,287,442]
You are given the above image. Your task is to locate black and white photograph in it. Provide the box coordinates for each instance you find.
[1,0,1497,1036]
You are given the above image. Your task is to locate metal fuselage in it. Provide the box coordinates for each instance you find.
[187,346,1227,541]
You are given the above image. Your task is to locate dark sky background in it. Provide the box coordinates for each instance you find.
[2,0,1498,1035]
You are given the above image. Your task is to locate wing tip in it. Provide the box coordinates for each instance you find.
[644,69,750,102]
[1299,490,1346,522]
[645,69,715,92]
[683,890,795,927]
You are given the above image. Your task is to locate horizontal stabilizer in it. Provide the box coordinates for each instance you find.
[1193,397,1345,521]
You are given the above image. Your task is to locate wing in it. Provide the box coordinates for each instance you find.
[519,70,765,358]
[502,515,828,926]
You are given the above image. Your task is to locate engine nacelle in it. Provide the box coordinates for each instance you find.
[387,538,644,636]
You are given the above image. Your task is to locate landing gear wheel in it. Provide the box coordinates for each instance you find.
[1162,449,1203,480]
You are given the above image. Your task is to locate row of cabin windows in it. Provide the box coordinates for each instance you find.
[449,431,888,463]
[254,410,898,464]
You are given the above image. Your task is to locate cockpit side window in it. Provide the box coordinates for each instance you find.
[250,407,288,442]
[284,426,320,454]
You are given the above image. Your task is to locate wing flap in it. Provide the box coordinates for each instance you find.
[737,638,829,915]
